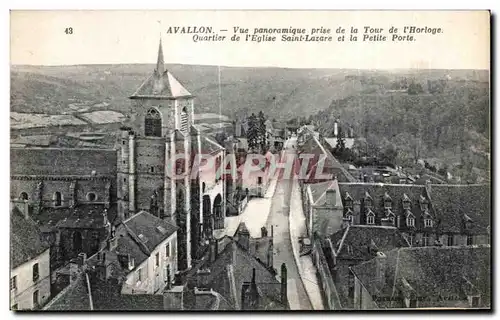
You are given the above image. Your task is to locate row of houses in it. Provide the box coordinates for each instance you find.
[296,127,491,310]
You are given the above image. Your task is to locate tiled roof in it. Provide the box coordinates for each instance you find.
[351,245,491,307]
[10,208,50,269]
[36,204,118,230]
[299,135,357,182]
[122,211,178,254]
[200,240,285,310]
[430,184,490,235]
[130,69,191,99]
[328,225,409,260]
[44,276,92,310]
[10,147,117,176]
[307,180,341,206]
[338,183,430,226]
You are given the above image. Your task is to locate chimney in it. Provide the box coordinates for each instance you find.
[325,189,336,207]
[69,257,83,283]
[107,234,118,251]
[266,238,274,269]
[196,269,211,288]
[78,252,87,266]
[118,254,135,270]
[334,120,338,137]
[241,268,260,310]
[261,227,268,238]
[353,200,361,224]
[280,263,287,307]
[376,252,387,287]
[209,238,218,262]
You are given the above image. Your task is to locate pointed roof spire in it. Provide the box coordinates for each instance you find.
[156,38,165,75]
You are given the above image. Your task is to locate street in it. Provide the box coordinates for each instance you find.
[266,136,313,310]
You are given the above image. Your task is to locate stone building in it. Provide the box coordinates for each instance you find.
[10,40,229,274]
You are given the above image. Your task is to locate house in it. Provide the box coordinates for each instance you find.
[10,40,230,274]
[337,182,491,248]
[186,236,288,310]
[304,180,343,237]
[44,210,180,310]
[10,206,51,310]
[351,245,491,309]
[297,133,357,184]
[315,225,409,309]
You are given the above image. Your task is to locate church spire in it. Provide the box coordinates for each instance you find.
[156,38,165,75]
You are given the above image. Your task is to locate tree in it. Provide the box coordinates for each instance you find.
[247,113,259,152]
[258,111,267,152]
[333,127,347,160]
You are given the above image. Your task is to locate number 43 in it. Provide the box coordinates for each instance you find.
[65,27,73,34]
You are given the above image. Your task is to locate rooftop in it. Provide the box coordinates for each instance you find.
[351,245,491,308]
[10,208,50,269]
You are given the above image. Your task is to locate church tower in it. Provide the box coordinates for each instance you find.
[117,39,194,270]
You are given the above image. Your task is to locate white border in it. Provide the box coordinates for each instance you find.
[2,1,497,320]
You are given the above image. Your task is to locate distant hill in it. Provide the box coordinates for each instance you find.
[10,64,390,120]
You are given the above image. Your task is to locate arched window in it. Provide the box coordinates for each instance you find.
[86,192,97,202]
[180,106,189,133]
[202,182,206,193]
[145,108,162,137]
[53,192,62,207]
[19,192,28,200]
[213,194,223,230]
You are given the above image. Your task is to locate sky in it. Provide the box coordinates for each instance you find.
[10,10,490,69]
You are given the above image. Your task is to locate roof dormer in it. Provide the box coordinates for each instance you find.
[366,209,375,225]
[419,195,429,212]
[463,214,474,231]
[364,191,373,208]
[344,192,353,208]
[383,192,392,209]
[402,193,411,210]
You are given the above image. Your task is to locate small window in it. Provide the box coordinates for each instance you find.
[424,219,433,228]
[19,192,28,200]
[53,192,62,207]
[346,245,353,255]
[86,192,97,202]
[407,217,415,227]
[123,178,127,183]
[367,215,375,225]
[423,234,429,247]
[447,234,454,246]
[150,166,155,173]
[471,296,480,307]
[33,290,39,307]
[123,160,126,164]
[10,276,17,291]
[32,263,39,282]
[122,140,126,145]
[155,252,160,267]
[166,243,171,257]
[466,235,474,246]
[403,200,410,210]
[137,268,143,282]
[257,177,263,185]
